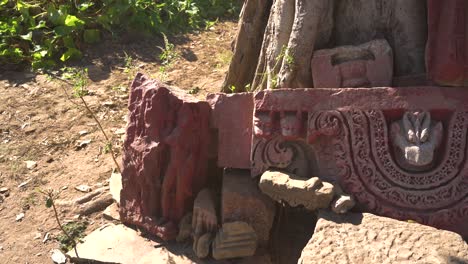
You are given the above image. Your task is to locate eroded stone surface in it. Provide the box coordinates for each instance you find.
[259,170,335,211]
[212,221,258,260]
[222,169,275,246]
[427,0,468,86]
[67,224,196,264]
[120,73,211,240]
[193,232,213,259]
[299,211,468,264]
[252,88,468,237]
[207,93,254,169]
[312,39,393,88]
[192,188,218,237]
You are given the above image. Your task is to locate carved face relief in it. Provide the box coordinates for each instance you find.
[280,112,301,138]
[253,112,273,137]
[390,111,443,171]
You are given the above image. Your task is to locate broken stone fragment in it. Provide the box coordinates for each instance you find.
[212,221,258,260]
[176,213,192,242]
[221,169,275,247]
[192,188,218,237]
[259,170,335,211]
[331,194,355,214]
[193,232,213,259]
[299,211,468,264]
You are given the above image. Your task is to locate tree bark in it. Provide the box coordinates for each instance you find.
[222,0,427,92]
[221,0,272,93]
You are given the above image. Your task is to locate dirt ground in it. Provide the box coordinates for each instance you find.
[0,20,238,264]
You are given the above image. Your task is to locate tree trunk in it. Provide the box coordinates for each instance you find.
[221,0,273,93]
[222,0,428,92]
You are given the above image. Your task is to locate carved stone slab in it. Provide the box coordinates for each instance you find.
[120,74,211,240]
[252,87,468,238]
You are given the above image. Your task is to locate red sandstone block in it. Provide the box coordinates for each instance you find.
[426,0,468,86]
[221,169,275,246]
[207,93,254,169]
[120,73,211,240]
[311,39,393,88]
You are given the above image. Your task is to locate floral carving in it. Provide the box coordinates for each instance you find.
[305,109,468,236]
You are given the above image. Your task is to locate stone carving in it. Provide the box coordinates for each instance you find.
[193,233,213,259]
[259,170,335,211]
[253,88,468,238]
[192,188,218,238]
[426,0,468,86]
[311,39,393,88]
[119,74,211,241]
[221,169,275,247]
[390,111,443,171]
[299,211,468,264]
[251,136,312,178]
[308,109,468,237]
[253,111,274,138]
[212,221,258,260]
[280,111,303,139]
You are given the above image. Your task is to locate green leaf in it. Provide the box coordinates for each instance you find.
[53,26,72,36]
[46,198,53,208]
[83,29,100,44]
[60,47,81,61]
[78,2,94,11]
[64,15,85,28]
[62,35,75,48]
[47,5,67,26]
[29,20,47,30]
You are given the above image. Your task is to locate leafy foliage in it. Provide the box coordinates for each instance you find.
[0,0,240,70]
[56,221,88,251]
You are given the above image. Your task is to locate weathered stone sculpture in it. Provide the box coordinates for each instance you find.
[212,221,258,260]
[390,111,443,171]
[221,170,275,247]
[426,0,468,86]
[311,39,393,88]
[119,74,211,240]
[252,88,468,238]
[259,170,335,211]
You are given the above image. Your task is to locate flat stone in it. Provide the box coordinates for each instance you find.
[67,224,195,264]
[103,203,120,221]
[25,160,37,169]
[51,249,66,264]
[221,169,275,246]
[299,211,468,264]
[0,187,9,193]
[109,172,122,204]
[311,39,393,88]
[212,221,257,260]
[207,93,254,169]
[259,170,335,211]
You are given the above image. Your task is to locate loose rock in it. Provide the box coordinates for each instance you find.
[25,160,37,169]
[75,185,92,193]
[51,249,66,264]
